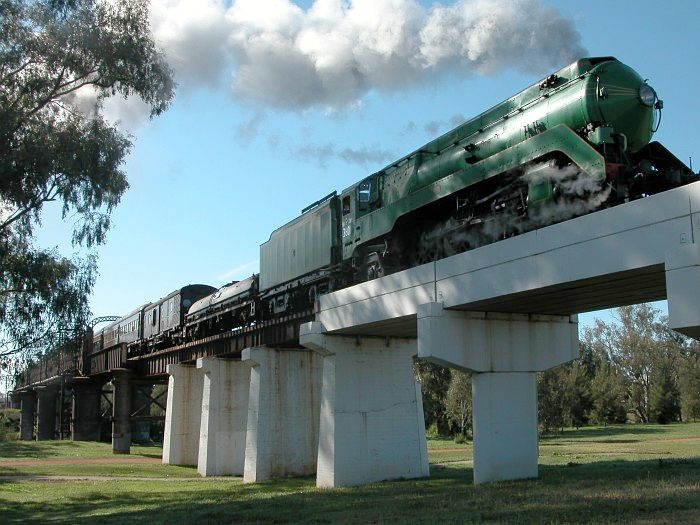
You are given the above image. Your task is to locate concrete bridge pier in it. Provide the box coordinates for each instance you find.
[35,386,58,441]
[241,346,322,484]
[196,357,251,477]
[18,390,37,441]
[666,243,700,341]
[111,369,132,454]
[163,364,205,466]
[300,323,429,488]
[417,303,579,484]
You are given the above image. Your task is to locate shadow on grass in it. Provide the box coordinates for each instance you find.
[0,440,84,460]
[3,457,700,524]
[539,424,667,443]
[131,447,163,459]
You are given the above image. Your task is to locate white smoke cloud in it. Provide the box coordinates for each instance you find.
[67,0,586,124]
[149,0,231,89]
[146,0,585,111]
[223,0,586,110]
[292,142,395,168]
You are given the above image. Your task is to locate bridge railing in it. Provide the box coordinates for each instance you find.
[15,346,81,388]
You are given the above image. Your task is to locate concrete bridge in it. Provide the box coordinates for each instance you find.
[12,181,700,486]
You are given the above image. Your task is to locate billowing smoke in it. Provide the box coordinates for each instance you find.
[150,0,231,89]
[411,163,610,263]
[85,0,585,121]
[424,114,467,135]
[292,142,395,168]
[224,0,586,110]
[61,0,586,157]
[523,162,612,226]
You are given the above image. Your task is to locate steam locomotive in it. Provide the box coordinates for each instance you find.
[93,57,697,356]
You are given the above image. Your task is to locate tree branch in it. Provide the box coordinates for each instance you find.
[0,181,59,232]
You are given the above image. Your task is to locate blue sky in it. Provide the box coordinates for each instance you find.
[36,0,699,332]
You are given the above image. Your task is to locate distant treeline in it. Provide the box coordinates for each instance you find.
[415,304,700,436]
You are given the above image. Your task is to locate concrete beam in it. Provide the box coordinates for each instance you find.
[163,364,205,466]
[197,357,251,477]
[241,346,322,483]
[417,303,578,372]
[301,322,429,488]
[111,369,131,454]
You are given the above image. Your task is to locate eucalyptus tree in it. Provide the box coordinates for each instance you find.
[0,0,174,364]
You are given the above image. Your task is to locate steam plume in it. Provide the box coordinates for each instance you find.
[225,0,586,110]
[411,162,610,263]
[66,1,587,128]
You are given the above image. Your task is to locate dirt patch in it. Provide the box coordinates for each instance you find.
[648,436,700,444]
[0,456,161,467]
[0,475,235,482]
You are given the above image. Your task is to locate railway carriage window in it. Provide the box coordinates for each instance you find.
[151,308,157,326]
[342,196,351,215]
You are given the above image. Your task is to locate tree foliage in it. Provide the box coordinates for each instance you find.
[538,367,569,433]
[678,352,700,421]
[414,360,451,435]
[445,370,471,437]
[0,0,174,362]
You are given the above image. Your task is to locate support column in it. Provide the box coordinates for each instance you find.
[18,390,36,441]
[71,378,103,441]
[111,369,132,454]
[197,357,251,477]
[241,346,322,483]
[666,243,700,339]
[417,302,578,484]
[301,323,429,488]
[472,372,538,484]
[163,364,205,466]
[36,386,58,441]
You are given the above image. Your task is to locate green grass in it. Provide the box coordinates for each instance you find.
[0,440,195,478]
[0,423,699,524]
[0,439,162,461]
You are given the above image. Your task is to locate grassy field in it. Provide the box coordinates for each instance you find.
[0,423,699,524]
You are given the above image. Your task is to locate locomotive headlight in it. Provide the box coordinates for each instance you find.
[639,84,656,106]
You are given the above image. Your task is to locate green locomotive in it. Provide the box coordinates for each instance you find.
[259,57,695,317]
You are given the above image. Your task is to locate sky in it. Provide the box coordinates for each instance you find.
[36,0,700,334]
